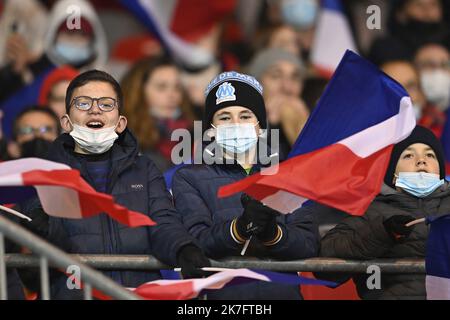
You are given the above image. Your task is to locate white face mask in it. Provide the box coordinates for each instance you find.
[212,123,259,154]
[420,70,450,111]
[66,116,120,154]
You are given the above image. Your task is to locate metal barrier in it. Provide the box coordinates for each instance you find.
[4,254,425,273]
[1,213,426,300]
[0,214,140,300]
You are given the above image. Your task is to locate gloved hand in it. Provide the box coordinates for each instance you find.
[383,215,416,241]
[176,245,211,279]
[20,207,49,238]
[235,194,279,242]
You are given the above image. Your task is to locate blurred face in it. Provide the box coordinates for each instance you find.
[268,25,301,56]
[381,61,426,108]
[415,44,450,73]
[261,60,303,98]
[144,66,183,119]
[15,111,58,144]
[394,143,440,184]
[48,80,70,119]
[212,106,260,132]
[61,81,126,134]
[403,0,442,23]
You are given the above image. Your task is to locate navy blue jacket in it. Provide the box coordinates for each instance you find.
[172,161,319,299]
[22,129,197,299]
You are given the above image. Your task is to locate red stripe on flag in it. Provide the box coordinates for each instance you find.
[22,169,156,227]
[134,281,196,300]
[218,144,393,215]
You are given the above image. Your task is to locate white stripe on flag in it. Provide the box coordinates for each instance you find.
[426,275,450,300]
[339,97,416,158]
[191,268,270,292]
[0,173,24,186]
[36,185,83,219]
[0,157,69,176]
[311,9,357,72]
[261,190,308,214]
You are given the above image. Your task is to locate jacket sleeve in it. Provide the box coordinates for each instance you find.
[264,205,319,260]
[145,160,197,265]
[172,168,243,258]
[319,208,395,260]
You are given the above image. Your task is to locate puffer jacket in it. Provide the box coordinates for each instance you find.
[318,183,450,300]
[20,129,197,299]
[172,157,319,300]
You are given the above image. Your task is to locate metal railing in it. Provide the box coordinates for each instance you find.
[1,213,426,300]
[4,254,425,273]
[0,214,140,300]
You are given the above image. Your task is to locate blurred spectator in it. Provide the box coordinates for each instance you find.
[38,66,79,118]
[121,56,194,171]
[248,48,309,159]
[369,0,449,65]
[8,106,60,159]
[381,60,427,118]
[381,60,446,137]
[180,62,222,120]
[0,0,108,139]
[0,0,49,101]
[254,23,302,57]
[301,76,328,113]
[44,0,108,71]
[414,43,450,111]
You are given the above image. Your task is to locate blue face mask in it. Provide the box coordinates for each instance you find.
[54,41,92,65]
[395,172,444,198]
[214,123,258,154]
[281,0,318,30]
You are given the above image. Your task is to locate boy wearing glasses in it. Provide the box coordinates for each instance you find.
[20,70,209,299]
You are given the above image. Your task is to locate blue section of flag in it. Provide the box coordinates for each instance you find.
[119,0,169,52]
[289,50,408,158]
[426,214,450,279]
[0,66,55,139]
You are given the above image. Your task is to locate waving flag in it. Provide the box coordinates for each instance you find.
[310,0,357,78]
[0,158,155,227]
[130,268,336,300]
[426,214,450,300]
[219,50,416,215]
[120,0,235,68]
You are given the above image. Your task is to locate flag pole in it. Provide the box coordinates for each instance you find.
[0,204,32,221]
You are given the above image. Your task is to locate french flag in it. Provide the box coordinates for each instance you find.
[426,214,450,300]
[130,268,336,300]
[0,158,155,227]
[310,0,358,78]
[219,50,416,216]
[120,0,235,68]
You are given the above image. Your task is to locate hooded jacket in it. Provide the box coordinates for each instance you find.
[20,128,197,299]
[318,182,450,300]
[172,146,319,300]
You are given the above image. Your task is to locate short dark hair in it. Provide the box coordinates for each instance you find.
[65,70,123,114]
[13,105,61,140]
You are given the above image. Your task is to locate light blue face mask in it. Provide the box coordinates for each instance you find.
[213,123,258,154]
[395,172,444,198]
[281,0,318,30]
[54,41,92,64]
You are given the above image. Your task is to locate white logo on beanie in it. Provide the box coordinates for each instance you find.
[216,82,236,105]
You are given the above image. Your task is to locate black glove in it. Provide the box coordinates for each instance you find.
[176,245,211,279]
[236,194,279,242]
[20,207,49,238]
[383,215,416,241]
